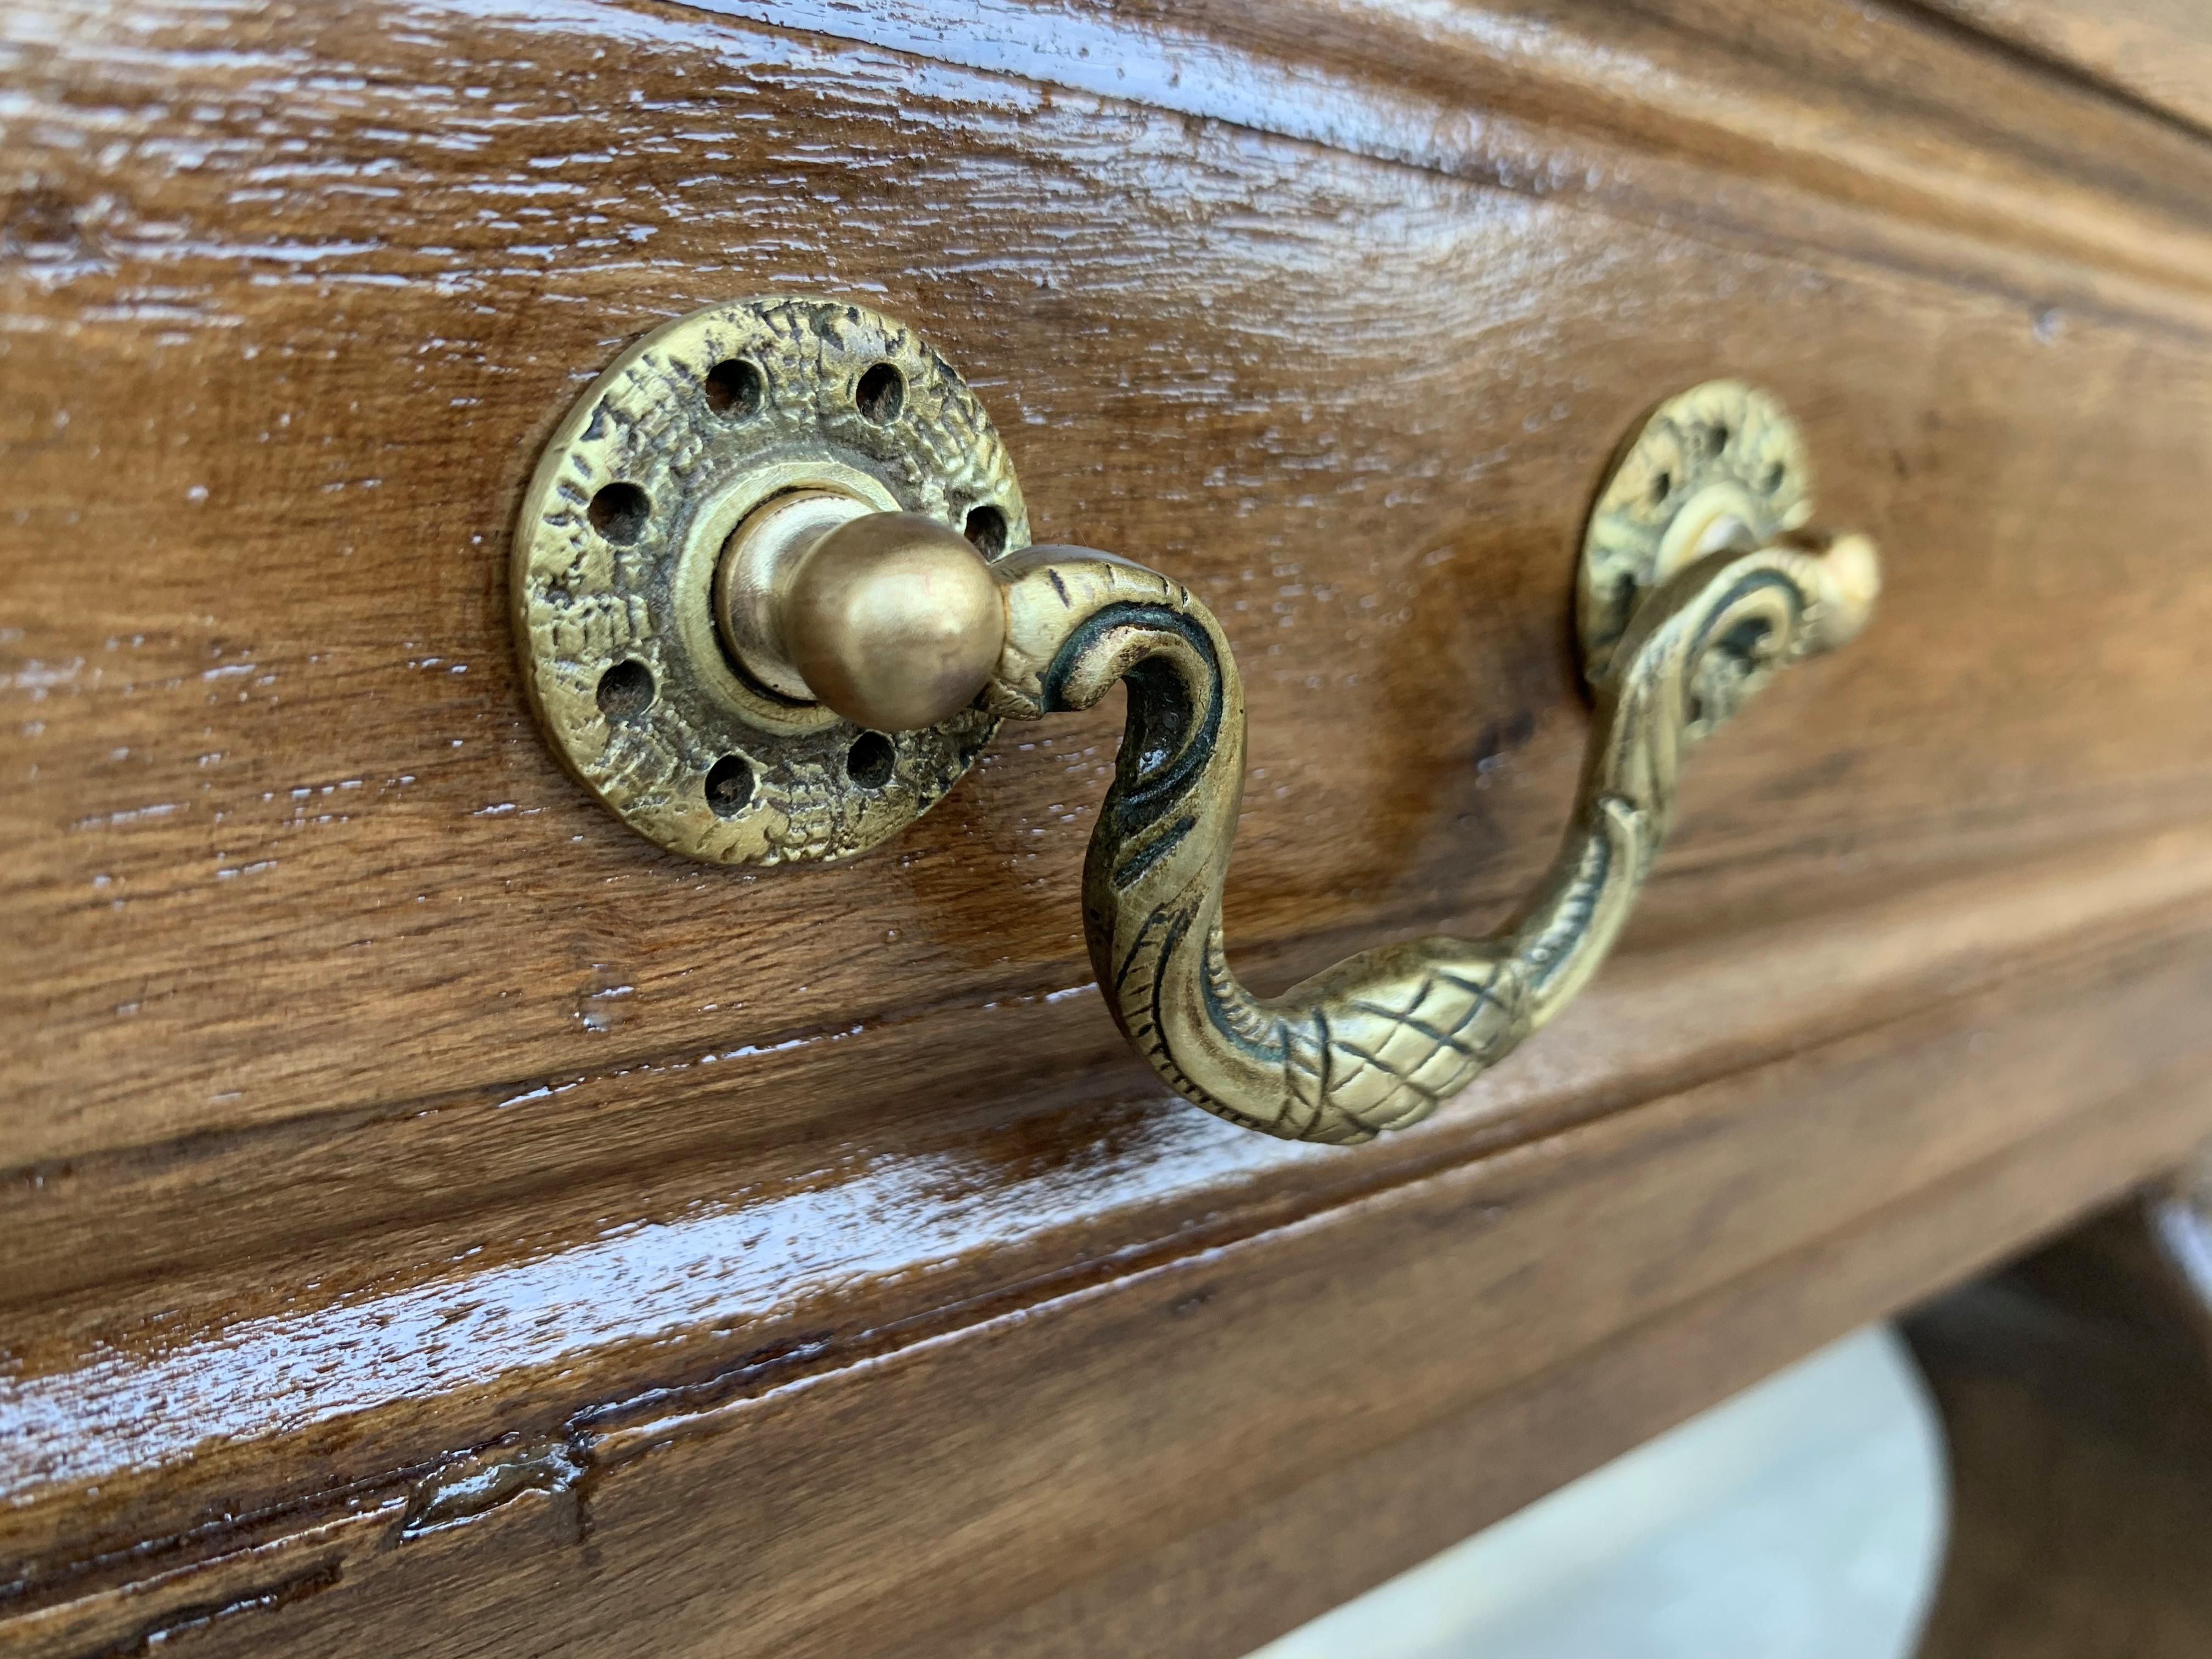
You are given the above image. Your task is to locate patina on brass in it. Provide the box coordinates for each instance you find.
[511,296,1027,865]
[520,305,1877,1144]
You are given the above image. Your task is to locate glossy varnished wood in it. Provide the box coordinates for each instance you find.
[6,0,2212,1651]
[20,924,2212,1656]
[10,0,2212,1252]
[1920,0,2212,133]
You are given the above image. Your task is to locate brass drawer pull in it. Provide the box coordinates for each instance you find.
[517,301,1877,1143]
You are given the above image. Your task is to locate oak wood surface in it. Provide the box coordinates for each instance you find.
[18,924,2212,1657]
[6,0,2212,1650]
[1917,0,2212,135]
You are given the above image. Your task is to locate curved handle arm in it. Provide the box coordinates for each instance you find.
[984,534,1880,1144]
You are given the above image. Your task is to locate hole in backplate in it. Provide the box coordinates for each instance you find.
[595,658,655,723]
[845,731,895,788]
[705,754,755,817]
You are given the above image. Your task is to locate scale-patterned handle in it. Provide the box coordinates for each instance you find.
[985,535,1878,1143]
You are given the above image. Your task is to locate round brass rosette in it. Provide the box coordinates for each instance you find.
[1578,380,1812,682]
[512,297,1029,864]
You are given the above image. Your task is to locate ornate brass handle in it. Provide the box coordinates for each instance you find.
[515,301,1878,1144]
[977,531,1875,1143]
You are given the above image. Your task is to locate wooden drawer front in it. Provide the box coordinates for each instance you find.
[7,1,2212,1652]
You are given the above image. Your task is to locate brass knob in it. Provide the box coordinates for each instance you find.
[714,495,1006,732]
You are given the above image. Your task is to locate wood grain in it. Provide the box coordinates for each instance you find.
[1917,0,2212,136]
[7,0,2212,1647]
[678,0,2212,328]
[9,0,2212,1201]
[17,922,2212,1656]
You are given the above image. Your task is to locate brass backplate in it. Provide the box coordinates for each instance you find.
[1578,380,1812,682]
[512,296,1029,864]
